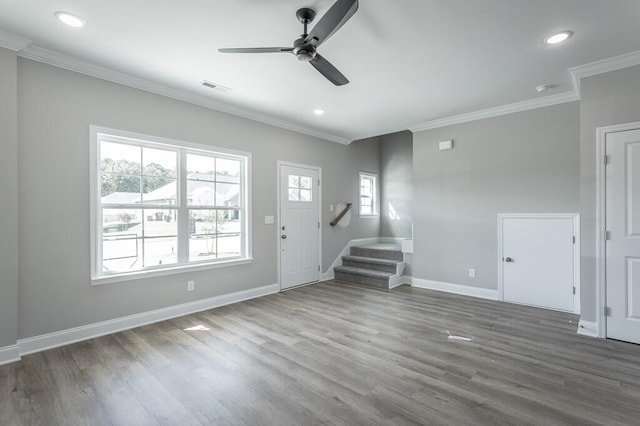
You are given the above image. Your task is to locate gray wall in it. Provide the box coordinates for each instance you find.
[412,102,580,290]
[0,48,18,348]
[380,131,413,239]
[15,58,379,340]
[579,65,640,321]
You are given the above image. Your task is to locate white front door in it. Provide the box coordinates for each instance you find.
[279,164,320,289]
[606,128,640,343]
[501,215,577,312]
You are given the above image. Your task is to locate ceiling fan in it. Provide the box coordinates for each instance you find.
[218,0,358,86]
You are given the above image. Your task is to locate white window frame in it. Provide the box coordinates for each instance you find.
[90,126,252,284]
[359,171,378,217]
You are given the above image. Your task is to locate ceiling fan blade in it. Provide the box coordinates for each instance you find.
[306,0,358,47]
[310,54,349,86]
[218,47,293,54]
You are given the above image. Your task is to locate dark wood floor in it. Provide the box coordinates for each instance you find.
[2,281,640,425]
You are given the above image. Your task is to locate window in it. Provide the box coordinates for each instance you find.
[288,175,313,202]
[359,172,378,216]
[91,127,251,281]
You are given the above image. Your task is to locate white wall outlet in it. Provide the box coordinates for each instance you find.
[187,280,195,292]
[468,268,476,278]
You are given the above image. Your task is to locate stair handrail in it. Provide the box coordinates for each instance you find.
[330,203,352,227]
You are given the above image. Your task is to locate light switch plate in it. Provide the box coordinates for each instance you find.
[264,215,274,225]
[439,140,453,151]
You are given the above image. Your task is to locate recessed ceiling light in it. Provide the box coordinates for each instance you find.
[313,108,325,116]
[55,12,86,28]
[543,31,572,45]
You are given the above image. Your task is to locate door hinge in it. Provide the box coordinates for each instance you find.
[318,221,320,229]
[604,230,611,240]
[318,179,320,186]
[572,235,576,244]
[603,154,610,165]
[573,286,576,295]
[318,264,321,272]
[604,306,611,317]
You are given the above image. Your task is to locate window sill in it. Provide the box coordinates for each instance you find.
[91,258,253,285]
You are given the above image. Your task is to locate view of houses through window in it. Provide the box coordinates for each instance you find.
[93,129,249,278]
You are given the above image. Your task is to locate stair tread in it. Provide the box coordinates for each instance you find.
[334,266,394,278]
[342,255,401,266]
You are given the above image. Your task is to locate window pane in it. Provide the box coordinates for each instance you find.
[101,174,141,203]
[216,158,241,183]
[103,237,141,272]
[300,176,312,189]
[143,178,176,204]
[143,209,177,237]
[217,234,241,259]
[188,181,215,206]
[216,183,240,207]
[187,154,215,182]
[102,208,142,272]
[288,175,299,188]
[189,209,218,261]
[143,147,176,178]
[220,210,241,233]
[300,189,312,202]
[144,237,177,267]
[103,208,142,236]
[288,188,299,201]
[189,236,217,262]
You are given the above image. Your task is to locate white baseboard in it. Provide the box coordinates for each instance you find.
[0,344,20,366]
[17,283,279,356]
[577,320,599,338]
[389,275,412,289]
[412,278,499,301]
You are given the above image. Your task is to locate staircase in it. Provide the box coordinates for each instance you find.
[333,243,406,289]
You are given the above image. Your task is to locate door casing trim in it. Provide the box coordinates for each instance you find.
[497,213,581,314]
[596,122,640,338]
[277,161,323,291]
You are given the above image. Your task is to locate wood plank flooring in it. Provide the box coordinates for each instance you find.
[2,281,640,425]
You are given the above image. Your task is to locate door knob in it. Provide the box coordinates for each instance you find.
[281,235,287,239]
[504,257,513,263]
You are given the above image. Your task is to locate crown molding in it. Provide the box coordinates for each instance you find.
[17,44,351,145]
[0,30,31,52]
[408,91,579,133]
[568,50,640,96]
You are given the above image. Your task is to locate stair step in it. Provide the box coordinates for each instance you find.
[334,266,392,289]
[350,245,403,261]
[334,266,393,278]
[342,255,399,273]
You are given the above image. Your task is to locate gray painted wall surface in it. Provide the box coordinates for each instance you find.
[579,65,640,321]
[380,131,413,239]
[16,58,379,340]
[412,102,580,290]
[0,48,18,348]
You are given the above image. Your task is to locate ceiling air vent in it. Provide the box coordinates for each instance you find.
[202,80,231,93]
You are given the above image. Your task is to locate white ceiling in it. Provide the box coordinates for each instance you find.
[1,0,640,143]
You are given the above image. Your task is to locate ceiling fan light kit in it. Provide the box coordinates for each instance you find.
[218,0,358,86]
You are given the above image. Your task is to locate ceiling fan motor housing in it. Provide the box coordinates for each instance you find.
[293,37,317,61]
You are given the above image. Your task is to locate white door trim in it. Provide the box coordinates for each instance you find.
[277,161,322,291]
[596,121,640,338]
[497,213,581,314]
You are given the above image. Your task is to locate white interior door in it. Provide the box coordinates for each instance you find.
[279,164,320,289]
[501,216,576,312]
[606,128,640,343]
